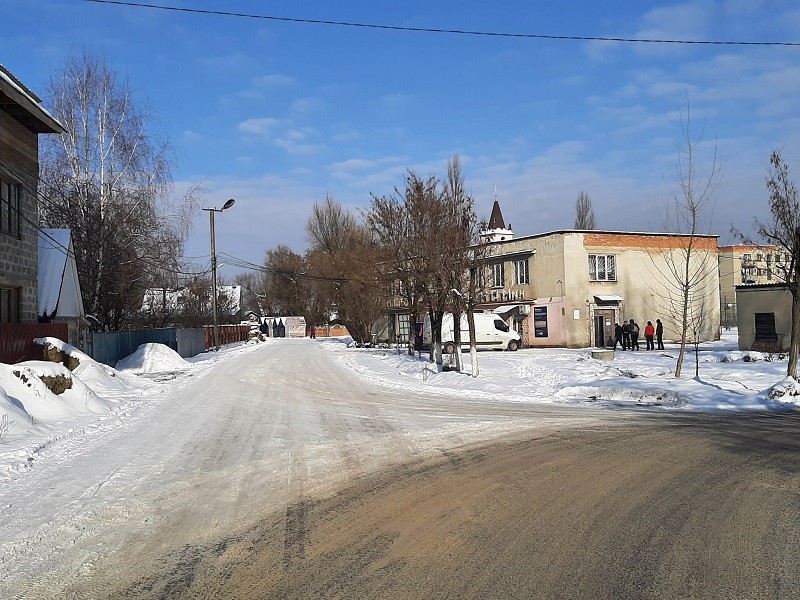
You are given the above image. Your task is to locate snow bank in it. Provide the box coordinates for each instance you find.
[116,343,190,374]
[34,336,131,391]
[0,361,109,423]
[767,376,800,404]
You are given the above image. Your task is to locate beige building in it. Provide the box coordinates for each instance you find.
[718,244,788,327]
[478,228,720,349]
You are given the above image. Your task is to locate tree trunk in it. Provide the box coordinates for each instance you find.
[789,289,800,379]
[467,310,479,377]
[452,309,462,372]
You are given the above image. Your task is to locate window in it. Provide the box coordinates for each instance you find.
[0,177,21,238]
[742,253,751,261]
[491,263,504,288]
[514,259,529,285]
[589,254,616,281]
[755,253,763,261]
[0,286,21,323]
[493,318,509,333]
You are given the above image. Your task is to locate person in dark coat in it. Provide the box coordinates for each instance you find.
[656,319,664,350]
[613,323,624,350]
[621,321,630,350]
[629,319,640,350]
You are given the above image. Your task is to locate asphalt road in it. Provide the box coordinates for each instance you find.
[108,410,800,600]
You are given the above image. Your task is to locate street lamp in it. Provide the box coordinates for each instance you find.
[202,198,235,351]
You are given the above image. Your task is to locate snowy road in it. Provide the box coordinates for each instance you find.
[0,340,607,598]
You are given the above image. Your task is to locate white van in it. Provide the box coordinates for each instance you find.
[423,312,521,352]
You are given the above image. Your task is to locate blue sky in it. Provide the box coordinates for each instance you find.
[3,0,800,278]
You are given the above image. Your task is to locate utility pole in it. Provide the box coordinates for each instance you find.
[202,198,235,351]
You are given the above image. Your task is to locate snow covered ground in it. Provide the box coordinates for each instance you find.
[0,329,797,482]
[0,329,798,596]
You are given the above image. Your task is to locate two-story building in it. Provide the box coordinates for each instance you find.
[477,203,721,348]
[0,65,63,323]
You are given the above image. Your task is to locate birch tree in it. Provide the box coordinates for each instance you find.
[39,51,195,329]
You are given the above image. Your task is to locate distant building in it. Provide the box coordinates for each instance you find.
[0,65,63,323]
[718,244,787,327]
[141,284,243,324]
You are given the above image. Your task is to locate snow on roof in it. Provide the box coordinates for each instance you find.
[38,229,72,317]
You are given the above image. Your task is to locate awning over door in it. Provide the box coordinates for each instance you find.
[493,304,525,314]
[593,295,624,304]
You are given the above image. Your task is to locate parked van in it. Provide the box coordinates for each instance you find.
[423,312,521,352]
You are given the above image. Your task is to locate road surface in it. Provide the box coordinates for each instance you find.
[1,340,797,598]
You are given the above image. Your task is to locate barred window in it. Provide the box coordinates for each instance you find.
[514,259,529,285]
[589,254,616,281]
[491,263,504,288]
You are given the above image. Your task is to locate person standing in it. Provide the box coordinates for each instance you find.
[613,323,624,350]
[621,321,630,350]
[629,319,640,350]
[656,318,664,350]
[644,320,655,350]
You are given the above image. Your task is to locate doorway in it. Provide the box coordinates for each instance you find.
[593,309,615,348]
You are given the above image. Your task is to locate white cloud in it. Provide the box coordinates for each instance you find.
[274,128,322,154]
[251,74,295,88]
[237,117,282,135]
[290,97,324,113]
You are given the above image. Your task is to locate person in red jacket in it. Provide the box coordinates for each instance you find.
[644,320,655,350]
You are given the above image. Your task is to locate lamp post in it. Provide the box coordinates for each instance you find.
[202,198,235,351]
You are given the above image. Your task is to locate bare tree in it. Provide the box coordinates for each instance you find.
[306,197,384,344]
[751,150,800,378]
[263,245,309,316]
[657,105,723,378]
[574,191,596,229]
[442,155,485,374]
[38,51,198,329]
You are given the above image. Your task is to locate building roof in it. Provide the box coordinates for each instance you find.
[0,64,63,134]
[488,200,506,230]
[488,228,719,245]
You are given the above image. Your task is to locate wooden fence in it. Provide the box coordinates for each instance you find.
[0,322,69,364]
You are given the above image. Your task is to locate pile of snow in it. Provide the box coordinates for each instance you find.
[35,336,131,391]
[0,361,109,426]
[116,343,190,374]
[767,377,800,404]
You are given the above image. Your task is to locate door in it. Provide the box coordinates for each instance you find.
[594,309,615,348]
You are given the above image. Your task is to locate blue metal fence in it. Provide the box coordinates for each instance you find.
[89,328,178,367]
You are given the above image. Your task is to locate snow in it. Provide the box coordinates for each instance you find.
[0,330,797,594]
[115,342,190,374]
[1,330,796,478]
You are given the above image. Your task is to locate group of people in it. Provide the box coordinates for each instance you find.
[613,318,664,351]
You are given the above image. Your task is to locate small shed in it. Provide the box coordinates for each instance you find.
[735,283,792,352]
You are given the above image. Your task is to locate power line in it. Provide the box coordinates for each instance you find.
[85,0,800,47]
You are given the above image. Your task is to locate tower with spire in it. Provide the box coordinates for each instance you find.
[481,187,514,243]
